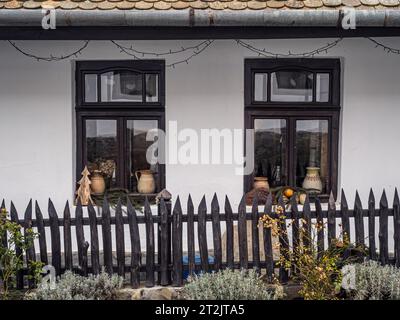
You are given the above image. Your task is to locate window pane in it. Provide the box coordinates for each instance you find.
[254,119,287,188]
[316,73,330,102]
[85,119,117,190]
[296,120,329,195]
[271,71,313,102]
[254,73,268,102]
[101,71,143,102]
[146,74,159,102]
[84,74,98,102]
[127,120,159,193]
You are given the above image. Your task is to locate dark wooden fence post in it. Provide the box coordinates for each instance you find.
[302,195,312,249]
[127,198,141,288]
[393,188,400,268]
[379,190,389,265]
[48,199,61,277]
[197,196,209,272]
[327,192,336,247]
[224,196,234,270]
[1,200,7,249]
[24,199,35,289]
[368,189,377,260]
[115,199,125,278]
[187,195,196,276]
[211,194,222,272]
[238,195,248,270]
[172,197,183,286]
[75,199,85,270]
[315,197,324,258]
[88,203,100,275]
[101,198,113,275]
[340,190,351,242]
[159,198,169,286]
[354,191,365,248]
[63,201,73,271]
[144,197,155,287]
[277,196,289,284]
[35,201,48,265]
[263,193,274,281]
[10,202,24,289]
[251,195,260,274]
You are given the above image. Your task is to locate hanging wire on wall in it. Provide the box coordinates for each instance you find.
[368,37,400,55]
[110,40,212,57]
[7,40,90,62]
[110,39,215,68]
[235,38,343,58]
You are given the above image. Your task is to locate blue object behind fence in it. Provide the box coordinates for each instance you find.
[182,254,215,279]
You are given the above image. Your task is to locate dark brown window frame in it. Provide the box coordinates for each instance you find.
[75,60,166,194]
[244,58,341,200]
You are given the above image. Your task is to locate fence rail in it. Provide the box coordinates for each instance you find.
[1,188,400,289]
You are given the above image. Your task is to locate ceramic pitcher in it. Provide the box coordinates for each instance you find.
[135,169,156,194]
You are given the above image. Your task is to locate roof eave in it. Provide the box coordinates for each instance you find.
[1,9,400,27]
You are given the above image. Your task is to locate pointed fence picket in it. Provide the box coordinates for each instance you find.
[2,188,400,289]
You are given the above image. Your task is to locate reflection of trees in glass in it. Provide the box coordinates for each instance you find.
[86,137,118,166]
[254,130,286,187]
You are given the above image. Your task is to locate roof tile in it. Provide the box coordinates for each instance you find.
[23,0,42,8]
[208,1,228,8]
[190,0,209,8]
[134,0,154,7]
[285,0,305,7]
[171,1,190,8]
[117,0,136,7]
[78,0,98,8]
[97,0,117,7]
[360,0,379,4]
[379,0,398,5]
[154,0,172,8]
[247,0,267,8]
[4,0,23,8]
[322,0,341,6]
[267,0,286,7]
[304,0,323,7]
[341,0,361,6]
[227,1,248,8]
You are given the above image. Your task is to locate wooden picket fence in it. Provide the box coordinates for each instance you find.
[1,188,400,290]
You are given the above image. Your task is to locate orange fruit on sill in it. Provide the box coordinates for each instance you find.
[283,188,294,198]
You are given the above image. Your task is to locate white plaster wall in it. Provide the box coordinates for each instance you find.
[0,37,400,214]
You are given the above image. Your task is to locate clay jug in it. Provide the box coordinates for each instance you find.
[135,170,156,194]
[91,171,106,194]
[253,177,270,191]
[302,167,323,194]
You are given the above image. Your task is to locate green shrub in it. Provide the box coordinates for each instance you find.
[0,208,42,299]
[182,269,282,300]
[350,260,400,300]
[25,270,123,300]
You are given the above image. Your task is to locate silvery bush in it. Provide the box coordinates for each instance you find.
[25,270,123,300]
[350,260,400,300]
[182,269,282,300]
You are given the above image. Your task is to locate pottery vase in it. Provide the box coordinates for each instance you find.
[302,167,323,194]
[91,171,106,194]
[135,170,156,194]
[253,177,270,192]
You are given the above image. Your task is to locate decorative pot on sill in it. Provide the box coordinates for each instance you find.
[302,167,323,194]
[253,176,270,192]
[91,170,106,195]
[135,169,156,194]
